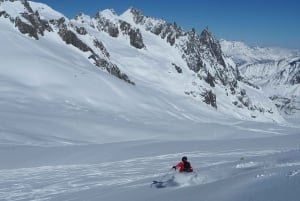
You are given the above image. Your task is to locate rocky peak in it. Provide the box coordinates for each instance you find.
[199,28,212,43]
[129,8,145,24]
[121,8,185,47]
[200,28,226,67]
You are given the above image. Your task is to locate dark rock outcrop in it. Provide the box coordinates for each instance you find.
[201,89,217,108]
[50,17,135,85]
[94,11,145,49]
[128,28,144,49]
[3,0,53,40]
[172,63,182,73]
[75,26,88,35]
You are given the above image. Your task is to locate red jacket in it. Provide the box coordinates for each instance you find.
[175,161,193,172]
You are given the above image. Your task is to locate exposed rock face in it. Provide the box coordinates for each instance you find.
[270,95,299,115]
[129,9,240,88]
[50,17,135,85]
[94,39,110,58]
[200,28,226,68]
[0,1,135,85]
[130,8,145,24]
[75,26,88,35]
[15,17,39,39]
[107,25,119,37]
[95,11,145,49]
[129,8,185,47]
[1,0,53,39]
[172,63,182,73]
[55,18,91,52]
[119,21,145,49]
[184,28,239,86]
[202,89,217,108]
[128,28,144,49]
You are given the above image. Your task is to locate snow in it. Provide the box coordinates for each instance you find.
[96,9,119,24]
[0,1,25,17]
[120,8,138,25]
[29,1,65,20]
[1,138,300,201]
[0,1,300,201]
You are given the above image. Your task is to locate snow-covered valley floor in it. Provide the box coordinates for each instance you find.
[1,133,300,201]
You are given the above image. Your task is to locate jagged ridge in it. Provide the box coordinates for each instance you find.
[0,0,134,84]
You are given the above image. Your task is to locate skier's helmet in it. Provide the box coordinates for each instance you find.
[182,156,188,161]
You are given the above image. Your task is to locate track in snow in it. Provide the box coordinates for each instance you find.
[2,147,299,201]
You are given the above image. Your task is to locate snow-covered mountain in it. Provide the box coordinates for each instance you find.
[0,0,284,126]
[221,40,300,120]
[220,39,297,66]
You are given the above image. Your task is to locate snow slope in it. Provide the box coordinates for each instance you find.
[0,1,300,201]
[1,136,300,201]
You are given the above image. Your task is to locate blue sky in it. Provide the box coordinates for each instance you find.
[36,0,300,49]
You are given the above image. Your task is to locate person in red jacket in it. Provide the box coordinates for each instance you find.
[173,156,193,172]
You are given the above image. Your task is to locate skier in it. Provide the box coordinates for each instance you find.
[172,156,193,172]
[152,156,195,188]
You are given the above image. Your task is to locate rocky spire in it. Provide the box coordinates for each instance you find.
[200,28,226,67]
[129,8,145,24]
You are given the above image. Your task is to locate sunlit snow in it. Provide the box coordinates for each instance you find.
[0,1,299,201]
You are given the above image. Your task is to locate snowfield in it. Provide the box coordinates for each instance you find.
[0,1,300,201]
[1,137,300,201]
